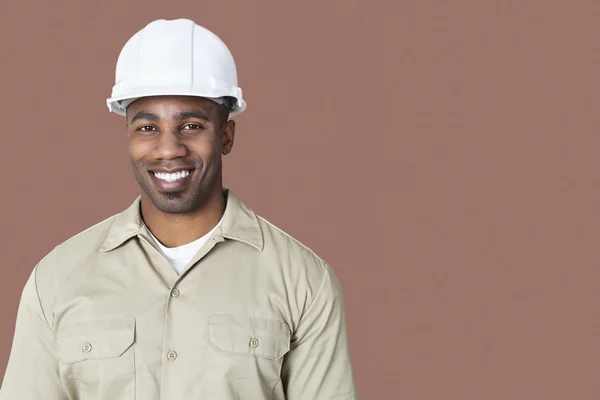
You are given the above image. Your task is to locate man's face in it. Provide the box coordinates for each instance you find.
[126,95,235,214]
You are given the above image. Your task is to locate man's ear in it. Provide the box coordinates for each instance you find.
[222,119,236,155]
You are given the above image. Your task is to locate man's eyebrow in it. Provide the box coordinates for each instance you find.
[130,111,160,124]
[175,110,210,122]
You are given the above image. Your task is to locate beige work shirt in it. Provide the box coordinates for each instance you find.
[0,190,358,399]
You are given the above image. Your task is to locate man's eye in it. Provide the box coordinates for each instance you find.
[138,126,157,132]
[182,124,205,130]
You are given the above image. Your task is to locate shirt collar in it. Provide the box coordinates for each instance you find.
[99,189,264,252]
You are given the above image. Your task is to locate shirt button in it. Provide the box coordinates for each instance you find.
[82,342,92,353]
[171,288,180,297]
[167,350,178,361]
[249,337,260,348]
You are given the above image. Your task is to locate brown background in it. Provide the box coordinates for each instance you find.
[1,0,599,398]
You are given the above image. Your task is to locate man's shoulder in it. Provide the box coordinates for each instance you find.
[34,209,123,285]
[254,213,330,273]
[52,213,120,259]
[252,213,344,304]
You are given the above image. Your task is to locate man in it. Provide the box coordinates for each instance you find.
[0,18,358,400]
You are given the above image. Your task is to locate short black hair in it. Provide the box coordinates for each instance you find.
[222,96,236,111]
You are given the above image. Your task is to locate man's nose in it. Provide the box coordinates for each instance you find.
[154,129,187,160]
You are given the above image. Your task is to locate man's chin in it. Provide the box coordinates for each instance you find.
[146,190,195,214]
[161,191,184,201]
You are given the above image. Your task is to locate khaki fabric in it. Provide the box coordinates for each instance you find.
[0,190,358,399]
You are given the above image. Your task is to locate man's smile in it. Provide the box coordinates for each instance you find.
[149,168,196,192]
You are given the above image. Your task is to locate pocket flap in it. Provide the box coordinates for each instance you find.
[56,317,135,364]
[207,314,290,360]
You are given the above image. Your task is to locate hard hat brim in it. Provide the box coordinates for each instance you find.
[106,88,246,118]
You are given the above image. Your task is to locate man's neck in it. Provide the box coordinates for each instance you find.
[140,189,226,248]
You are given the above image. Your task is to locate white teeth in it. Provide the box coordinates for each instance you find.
[154,170,190,182]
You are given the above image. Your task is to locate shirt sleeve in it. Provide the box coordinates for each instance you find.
[0,265,68,400]
[281,262,359,399]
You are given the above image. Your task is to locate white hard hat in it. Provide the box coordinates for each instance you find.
[106,18,246,118]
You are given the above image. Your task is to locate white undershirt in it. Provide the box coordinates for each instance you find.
[145,215,224,275]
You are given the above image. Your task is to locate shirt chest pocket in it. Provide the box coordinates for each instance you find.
[55,317,136,399]
[205,314,291,382]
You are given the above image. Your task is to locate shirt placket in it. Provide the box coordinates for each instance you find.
[139,231,225,399]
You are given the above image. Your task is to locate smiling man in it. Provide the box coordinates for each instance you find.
[0,18,359,400]
[127,96,234,262]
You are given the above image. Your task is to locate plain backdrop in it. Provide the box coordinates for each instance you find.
[1,1,600,398]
